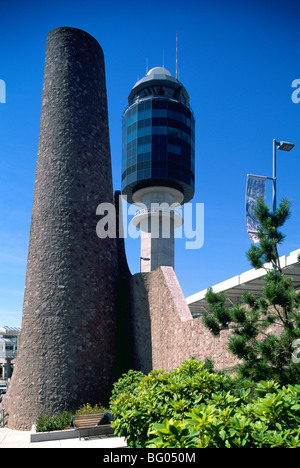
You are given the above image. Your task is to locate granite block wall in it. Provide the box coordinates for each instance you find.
[130,266,239,374]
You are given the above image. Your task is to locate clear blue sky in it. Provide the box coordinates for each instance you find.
[1,0,300,327]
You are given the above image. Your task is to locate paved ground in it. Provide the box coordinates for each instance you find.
[0,428,127,448]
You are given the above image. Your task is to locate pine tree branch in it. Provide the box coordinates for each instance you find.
[202,198,299,384]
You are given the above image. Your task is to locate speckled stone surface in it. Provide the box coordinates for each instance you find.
[130,267,240,374]
[3,27,119,429]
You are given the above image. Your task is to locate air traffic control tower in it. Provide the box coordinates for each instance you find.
[121,67,195,272]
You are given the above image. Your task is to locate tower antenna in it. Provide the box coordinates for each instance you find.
[176,30,178,79]
[162,49,164,68]
[146,57,148,74]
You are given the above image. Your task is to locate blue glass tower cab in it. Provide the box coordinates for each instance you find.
[122,67,195,204]
[121,67,196,272]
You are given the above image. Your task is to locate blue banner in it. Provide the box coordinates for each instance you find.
[245,175,266,243]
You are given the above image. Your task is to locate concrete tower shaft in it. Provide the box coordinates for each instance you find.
[132,186,183,271]
[3,27,119,429]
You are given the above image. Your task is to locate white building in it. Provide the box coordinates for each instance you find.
[0,326,21,380]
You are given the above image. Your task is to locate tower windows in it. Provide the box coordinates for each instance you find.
[122,95,195,204]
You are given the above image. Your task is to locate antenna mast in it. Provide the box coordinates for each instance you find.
[176,30,178,79]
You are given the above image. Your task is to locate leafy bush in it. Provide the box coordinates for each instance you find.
[110,360,300,448]
[110,359,233,447]
[35,402,106,432]
[147,381,300,448]
[109,369,145,407]
[75,402,106,415]
[35,411,73,432]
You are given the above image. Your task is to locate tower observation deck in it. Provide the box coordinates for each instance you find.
[122,67,195,272]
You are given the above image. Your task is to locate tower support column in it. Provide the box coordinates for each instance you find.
[132,187,183,272]
[140,213,175,272]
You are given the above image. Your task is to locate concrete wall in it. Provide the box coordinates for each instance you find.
[130,266,239,374]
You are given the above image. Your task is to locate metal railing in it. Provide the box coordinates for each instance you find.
[134,207,176,217]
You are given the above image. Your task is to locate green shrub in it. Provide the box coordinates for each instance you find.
[75,402,106,415]
[35,411,73,432]
[110,359,233,447]
[110,359,300,448]
[109,369,145,408]
[36,402,107,432]
[147,382,300,448]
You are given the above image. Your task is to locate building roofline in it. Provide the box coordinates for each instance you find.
[186,248,300,316]
[0,326,21,335]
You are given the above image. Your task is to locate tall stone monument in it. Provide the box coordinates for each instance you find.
[3,27,119,429]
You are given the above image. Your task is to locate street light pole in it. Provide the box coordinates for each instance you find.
[273,139,277,213]
[272,139,295,212]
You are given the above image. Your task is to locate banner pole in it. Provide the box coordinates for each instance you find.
[272,138,277,212]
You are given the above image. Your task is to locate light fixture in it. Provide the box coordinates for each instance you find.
[277,141,295,152]
[273,139,295,211]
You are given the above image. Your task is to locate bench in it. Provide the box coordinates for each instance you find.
[73,412,114,440]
